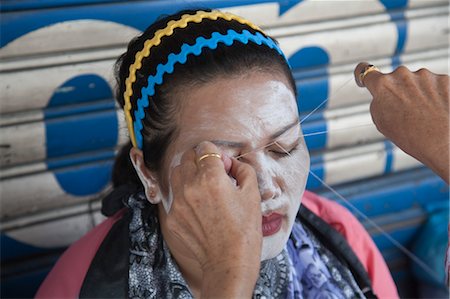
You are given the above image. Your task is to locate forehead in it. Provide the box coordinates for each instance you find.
[177,72,298,143]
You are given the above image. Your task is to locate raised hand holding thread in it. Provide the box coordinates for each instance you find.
[355,62,450,183]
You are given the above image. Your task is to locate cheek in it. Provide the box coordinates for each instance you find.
[277,147,310,220]
[278,146,310,193]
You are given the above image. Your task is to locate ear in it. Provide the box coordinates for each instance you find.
[129,147,162,204]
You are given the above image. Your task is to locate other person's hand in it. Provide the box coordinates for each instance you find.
[167,141,262,297]
[355,62,449,183]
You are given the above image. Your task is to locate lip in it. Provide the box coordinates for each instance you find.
[262,213,283,237]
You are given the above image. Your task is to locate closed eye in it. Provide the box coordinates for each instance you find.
[269,144,298,158]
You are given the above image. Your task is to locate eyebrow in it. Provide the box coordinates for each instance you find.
[271,118,299,140]
[210,118,299,149]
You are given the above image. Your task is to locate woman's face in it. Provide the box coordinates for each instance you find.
[163,70,310,260]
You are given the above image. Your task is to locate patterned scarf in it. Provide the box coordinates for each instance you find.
[126,193,366,298]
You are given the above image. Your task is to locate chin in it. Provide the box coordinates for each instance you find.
[260,216,293,261]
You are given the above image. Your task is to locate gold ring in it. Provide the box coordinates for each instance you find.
[359,65,380,86]
[198,153,222,163]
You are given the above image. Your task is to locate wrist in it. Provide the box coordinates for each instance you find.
[201,264,260,299]
[422,140,449,184]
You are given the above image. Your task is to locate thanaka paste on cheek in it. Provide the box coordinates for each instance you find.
[162,152,182,214]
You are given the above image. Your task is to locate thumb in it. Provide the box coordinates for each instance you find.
[354,62,385,97]
[228,158,258,190]
[222,152,232,174]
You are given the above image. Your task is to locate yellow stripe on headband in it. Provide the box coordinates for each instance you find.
[123,10,264,148]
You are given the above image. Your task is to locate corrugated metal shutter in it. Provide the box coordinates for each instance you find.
[1,0,449,297]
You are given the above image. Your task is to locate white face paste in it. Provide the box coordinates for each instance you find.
[162,72,310,261]
[162,152,182,213]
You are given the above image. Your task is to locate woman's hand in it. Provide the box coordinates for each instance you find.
[167,141,262,298]
[355,63,449,183]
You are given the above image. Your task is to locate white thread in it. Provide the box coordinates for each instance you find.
[231,73,440,281]
[272,141,442,282]
[235,122,374,159]
[135,6,440,280]
[235,141,277,160]
[300,76,354,124]
[300,123,373,138]
[160,64,439,280]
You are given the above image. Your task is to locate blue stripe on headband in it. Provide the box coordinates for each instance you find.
[133,29,288,149]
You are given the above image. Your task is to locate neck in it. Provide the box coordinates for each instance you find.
[157,204,203,297]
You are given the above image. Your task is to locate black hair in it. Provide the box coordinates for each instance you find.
[112,9,295,192]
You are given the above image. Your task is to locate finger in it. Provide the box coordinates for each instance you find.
[222,152,232,174]
[354,62,371,87]
[229,158,258,191]
[354,62,384,96]
[195,141,226,173]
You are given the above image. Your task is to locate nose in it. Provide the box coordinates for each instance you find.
[257,171,281,201]
[240,152,281,201]
[260,188,277,201]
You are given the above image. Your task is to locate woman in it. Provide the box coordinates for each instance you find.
[36,9,399,298]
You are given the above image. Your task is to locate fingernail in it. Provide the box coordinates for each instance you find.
[194,141,208,155]
[222,152,232,173]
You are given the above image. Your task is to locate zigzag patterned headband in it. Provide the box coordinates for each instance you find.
[123,11,288,149]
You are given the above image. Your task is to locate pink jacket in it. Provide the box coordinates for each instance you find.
[36,191,399,298]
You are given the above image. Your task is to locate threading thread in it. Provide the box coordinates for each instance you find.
[300,76,354,124]
[232,70,439,281]
[235,122,374,159]
[272,141,442,282]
